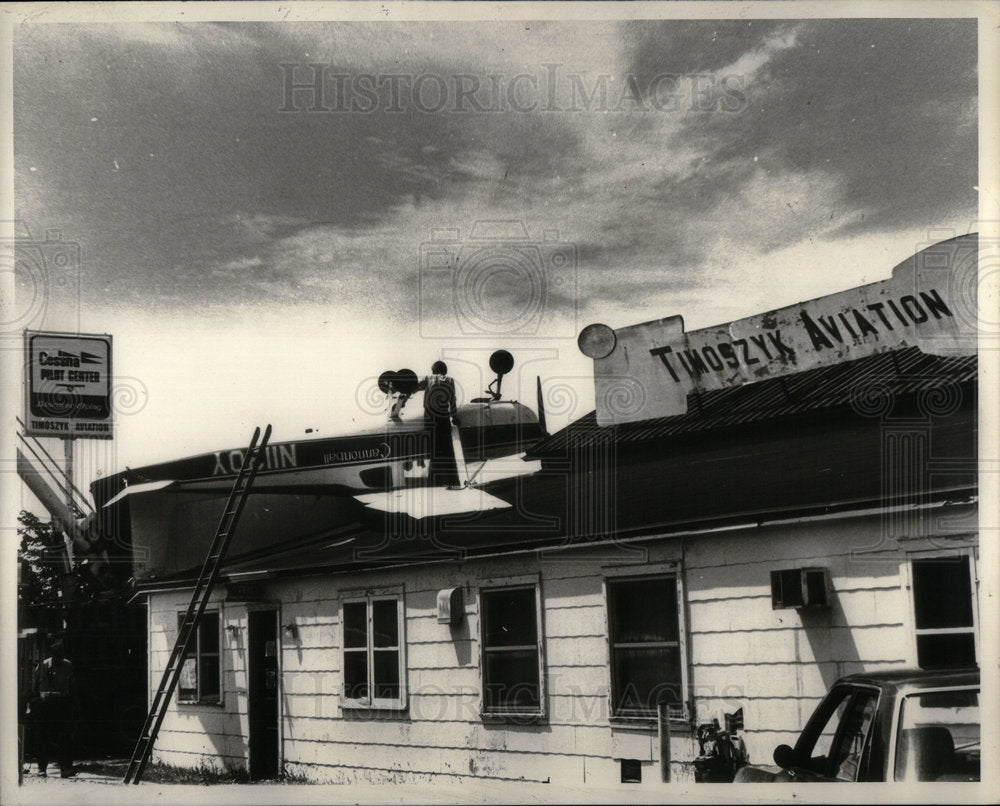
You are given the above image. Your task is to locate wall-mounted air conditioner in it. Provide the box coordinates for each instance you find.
[770,567,830,609]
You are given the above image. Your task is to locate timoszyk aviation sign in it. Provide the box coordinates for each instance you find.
[580,234,979,426]
[24,330,113,439]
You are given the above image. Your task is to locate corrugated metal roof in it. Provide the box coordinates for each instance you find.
[530,347,977,454]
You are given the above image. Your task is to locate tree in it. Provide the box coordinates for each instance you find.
[17,510,66,624]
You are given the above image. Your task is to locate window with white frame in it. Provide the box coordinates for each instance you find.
[606,575,685,718]
[910,554,977,670]
[176,611,221,704]
[341,593,406,709]
[479,585,544,717]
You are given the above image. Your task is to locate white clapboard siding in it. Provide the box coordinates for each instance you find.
[281,670,340,696]
[284,736,577,782]
[689,587,898,632]
[406,616,477,644]
[280,647,340,673]
[144,511,975,784]
[153,728,247,759]
[407,642,477,672]
[546,665,610,694]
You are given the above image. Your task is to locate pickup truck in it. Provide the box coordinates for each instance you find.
[734,668,980,783]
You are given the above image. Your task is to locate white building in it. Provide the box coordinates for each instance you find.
[133,342,978,785]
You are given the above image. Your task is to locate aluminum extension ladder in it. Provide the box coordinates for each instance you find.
[123,425,272,784]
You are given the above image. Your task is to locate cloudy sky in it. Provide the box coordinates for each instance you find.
[10,12,979,490]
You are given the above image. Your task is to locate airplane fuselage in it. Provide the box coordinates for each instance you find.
[91,400,542,507]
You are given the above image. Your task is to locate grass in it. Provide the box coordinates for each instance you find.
[142,761,252,784]
[69,758,256,784]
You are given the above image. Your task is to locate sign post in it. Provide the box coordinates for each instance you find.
[64,437,73,503]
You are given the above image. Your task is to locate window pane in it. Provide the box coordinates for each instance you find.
[484,649,540,712]
[830,692,878,781]
[178,657,197,700]
[200,612,219,654]
[372,600,398,648]
[611,646,681,714]
[373,649,400,699]
[344,650,368,699]
[610,578,678,644]
[344,602,368,649]
[810,689,853,763]
[895,689,980,782]
[912,558,973,629]
[200,655,220,701]
[482,588,537,647]
[917,633,977,669]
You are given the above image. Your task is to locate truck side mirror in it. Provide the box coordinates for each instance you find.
[773,744,799,770]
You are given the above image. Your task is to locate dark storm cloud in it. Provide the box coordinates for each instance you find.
[13,18,979,326]
[627,18,977,240]
[14,22,590,312]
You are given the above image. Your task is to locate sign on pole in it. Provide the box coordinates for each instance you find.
[24,330,113,439]
[581,234,979,426]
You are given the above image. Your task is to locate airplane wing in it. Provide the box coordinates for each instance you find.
[353,485,512,518]
[354,453,542,519]
[103,479,178,507]
[465,452,542,486]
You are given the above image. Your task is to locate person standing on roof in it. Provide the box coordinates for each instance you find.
[417,361,461,487]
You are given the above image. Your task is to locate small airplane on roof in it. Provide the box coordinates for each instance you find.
[80,351,550,583]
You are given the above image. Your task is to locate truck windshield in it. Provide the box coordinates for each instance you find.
[800,685,879,781]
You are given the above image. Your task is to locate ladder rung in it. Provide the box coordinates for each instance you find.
[124,424,271,785]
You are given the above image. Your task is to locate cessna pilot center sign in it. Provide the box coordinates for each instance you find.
[24,330,113,439]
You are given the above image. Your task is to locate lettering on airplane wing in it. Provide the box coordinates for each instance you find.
[590,235,979,425]
[206,432,428,477]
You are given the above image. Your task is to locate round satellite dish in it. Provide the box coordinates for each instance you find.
[578,323,617,359]
[393,368,419,395]
[377,370,395,395]
[489,349,515,376]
